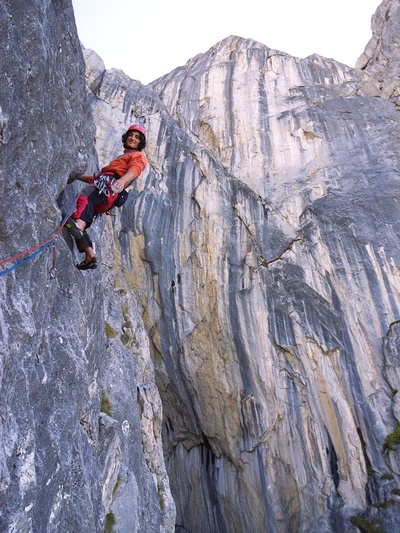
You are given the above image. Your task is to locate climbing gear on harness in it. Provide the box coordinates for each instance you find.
[65,217,84,239]
[76,256,97,270]
[93,172,129,207]
[49,242,57,279]
[94,173,115,196]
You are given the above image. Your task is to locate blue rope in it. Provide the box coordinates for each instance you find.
[0,193,80,279]
[0,242,53,278]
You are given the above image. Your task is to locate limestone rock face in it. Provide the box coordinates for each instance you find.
[0,1,173,532]
[87,5,400,533]
[2,0,400,532]
[356,0,400,104]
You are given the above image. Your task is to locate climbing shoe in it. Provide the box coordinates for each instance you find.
[76,257,97,270]
[65,218,84,239]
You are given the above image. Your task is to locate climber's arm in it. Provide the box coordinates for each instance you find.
[67,173,95,184]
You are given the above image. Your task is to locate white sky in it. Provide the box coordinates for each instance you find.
[71,0,382,85]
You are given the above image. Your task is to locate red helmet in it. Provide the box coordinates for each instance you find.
[126,123,146,138]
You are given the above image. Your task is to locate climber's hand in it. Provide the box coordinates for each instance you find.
[67,173,81,184]
[111,180,124,194]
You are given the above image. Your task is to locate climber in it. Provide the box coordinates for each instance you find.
[66,124,147,270]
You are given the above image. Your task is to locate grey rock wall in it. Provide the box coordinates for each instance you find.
[356,0,400,104]
[0,1,172,532]
[86,2,400,531]
[2,0,400,532]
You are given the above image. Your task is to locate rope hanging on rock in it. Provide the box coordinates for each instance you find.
[0,194,80,279]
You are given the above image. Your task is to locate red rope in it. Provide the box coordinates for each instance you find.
[0,236,57,266]
[0,194,79,271]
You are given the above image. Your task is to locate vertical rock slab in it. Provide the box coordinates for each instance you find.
[82,2,400,532]
[0,1,171,532]
[0,0,100,529]
[356,0,400,104]
[100,220,176,532]
[134,20,398,533]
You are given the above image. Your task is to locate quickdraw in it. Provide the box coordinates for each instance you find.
[49,242,57,279]
[94,174,114,196]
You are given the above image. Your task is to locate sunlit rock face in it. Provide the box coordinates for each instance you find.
[356,0,400,105]
[86,5,400,531]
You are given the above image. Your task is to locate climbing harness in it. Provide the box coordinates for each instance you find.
[0,193,79,279]
[94,171,125,195]
[93,172,129,206]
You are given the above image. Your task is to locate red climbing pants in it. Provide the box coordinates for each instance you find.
[73,185,118,227]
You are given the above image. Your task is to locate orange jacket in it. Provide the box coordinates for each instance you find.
[101,149,147,180]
